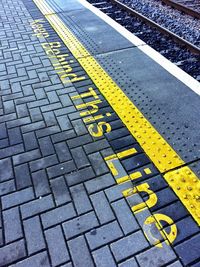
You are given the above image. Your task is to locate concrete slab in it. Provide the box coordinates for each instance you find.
[55,9,134,55]
[95,47,200,163]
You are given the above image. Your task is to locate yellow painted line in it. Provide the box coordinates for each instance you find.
[33,0,200,225]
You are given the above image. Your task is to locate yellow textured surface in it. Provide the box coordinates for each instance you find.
[165,166,200,224]
[33,0,200,225]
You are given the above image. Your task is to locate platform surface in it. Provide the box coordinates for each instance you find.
[0,0,200,266]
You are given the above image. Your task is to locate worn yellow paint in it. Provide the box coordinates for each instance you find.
[122,183,158,214]
[117,148,138,159]
[164,166,200,225]
[116,175,130,184]
[144,214,177,248]
[33,0,200,225]
[107,161,119,176]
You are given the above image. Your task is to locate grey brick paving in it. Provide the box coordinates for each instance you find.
[3,207,23,243]
[9,251,51,267]
[90,191,115,224]
[86,221,123,250]
[0,0,195,266]
[118,258,139,267]
[0,240,26,266]
[23,216,46,254]
[41,203,76,229]
[92,246,117,267]
[63,211,99,239]
[136,243,177,267]
[111,199,140,235]
[111,231,149,262]
[70,183,92,214]
[45,226,70,266]
[68,236,95,267]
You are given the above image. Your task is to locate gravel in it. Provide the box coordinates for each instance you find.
[119,0,200,47]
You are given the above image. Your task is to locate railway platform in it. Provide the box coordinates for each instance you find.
[0,0,200,266]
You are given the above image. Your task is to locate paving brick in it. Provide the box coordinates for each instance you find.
[90,191,115,223]
[21,121,46,133]
[24,216,45,254]
[92,246,117,267]
[111,231,149,262]
[156,201,189,227]
[0,138,9,149]
[51,129,76,143]
[3,207,23,243]
[16,103,29,118]
[36,125,61,138]
[29,107,43,122]
[21,195,54,219]
[43,111,57,126]
[0,158,13,182]
[0,123,7,139]
[32,169,50,197]
[55,141,71,162]
[55,106,76,116]
[70,183,92,214]
[71,146,90,168]
[28,99,49,109]
[136,242,177,267]
[168,262,183,267]
[8,127,22,145]
[6,117,31,128]
[60,263,73,267]
[63,211,99,239]
[41,203,76,229]
[9,251,50,267]
[175,234,200,266]
[45,225,70,266]
[57,115,72,131]
[118,258,138,267]
[68,236,95,267]
[84,139,110,154]
[47,91,59,103]
[2,187,34,209]
[14,163,32,189]
[85,173,115,194]
[105,181,133,202]
[0,179,15,196]
[65,167,95,186]
[13,149,41,165]
[59,94,73,107]
[165,216,199,245]
[111,199,139,235]
[47,161,76,179]
[23,131,38,151]
[71,119,88,135]
[86,221,123,250]
[105,127,130,141]
[0,240,26,266]
[0,143,24,159]
[68,134,92,149]
[30,154,58,172]
[88,152,108,176]
[38,136,55,156]
[50,176,71,205]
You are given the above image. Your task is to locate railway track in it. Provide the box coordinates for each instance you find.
[161,0,200,19]
[87,0,200,81]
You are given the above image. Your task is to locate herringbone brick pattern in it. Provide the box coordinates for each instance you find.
[0,0,197,266]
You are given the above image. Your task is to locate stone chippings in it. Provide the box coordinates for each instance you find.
[0,0,199,266]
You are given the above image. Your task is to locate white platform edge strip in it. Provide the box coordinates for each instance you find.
[78,0,200,95]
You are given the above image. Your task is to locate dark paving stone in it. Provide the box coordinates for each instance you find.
[175,234,200,266]
[0,240,26,266]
